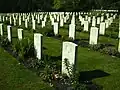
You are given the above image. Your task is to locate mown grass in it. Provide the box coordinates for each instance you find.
[0,48,53,90]
[1,15,120,90]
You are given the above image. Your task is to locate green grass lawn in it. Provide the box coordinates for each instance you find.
[1,15,120,90]
[0,47,53,90]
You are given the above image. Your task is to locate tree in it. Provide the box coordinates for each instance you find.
[52,0,62,10]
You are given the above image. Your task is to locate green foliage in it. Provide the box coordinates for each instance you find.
[38,55,61,81]
[0,48,53,90]
[63,58,87,90]
[39,64,53,83]
[4,21,10,25]
[105,33,118,39]
[100,47,119,56]
[0,37,11,47]
[89,44,105,51]
[12,38,35,61]
[52,0,62,10]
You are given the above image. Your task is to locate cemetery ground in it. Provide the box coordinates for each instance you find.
[0,13,120,90]
[0,48,53,90]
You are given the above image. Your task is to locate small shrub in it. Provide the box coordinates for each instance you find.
[105,33,118,39]
[39,64,53,83]
[45,32,54,37]
[12,38,35,61]
[111,33,118,39]
[25,58,40,69]
[0,37,11,47]
[62,58,87,90]
[89,44,105,51]
[100,47,118,56]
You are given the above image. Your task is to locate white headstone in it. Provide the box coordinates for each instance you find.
[97,17,100,24]
[60,19,64,27]
[42,21,45,28]
[99,22,106,35]
[63,16,66,23]
[0,16,1,22]
[57,15,59,22]
[18,28,23,40]
[92,19,96,27]
[54,22,59,35]
[6,17,8,21]
[84,21,89,32]
[88,17,91,23]
[118,16,120,38]
[19,16,22,26]
[89,27,99,45]
[0,23,3,36]
[25,19,28,28]
[81,18,84,26]
[62,42,78,76]
[32,20,36,30]
[105,20,109,28]
[10,16,12,25]
[101,16,104,22]
[118,39,120,52]
[23,15,25,21]
[37,15,40,24]
[34,33,43,60]
[51,18,54,25]
[85,15,88,20]
[69,24,75,40]
[13,18,16,26]
[3,16,5,22]
[7,25,12,42]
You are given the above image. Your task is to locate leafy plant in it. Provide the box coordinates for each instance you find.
[89,44,105,51]
[100,47,118,56]
[12,38,35,61]
[63,58,87,90]
[0,37,11,47]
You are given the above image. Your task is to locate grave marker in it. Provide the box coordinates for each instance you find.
[54,22,59,35]
[89,27,98,45]
[84,21,89,32]
[62,42,78,76]
[92,19,96,27]
[99,22,106,35]
[34,33,43,60]
[18,28,23,40]
[32,20,36,30]
[69,24,75,40]
[25,19,28,28]
[7,25,12,42]
[0,23,3,36]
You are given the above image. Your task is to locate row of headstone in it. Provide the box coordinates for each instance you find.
[0,12,118,41]
[0,12,117,35]
[0,11,119,76]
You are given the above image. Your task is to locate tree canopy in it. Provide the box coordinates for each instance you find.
[0,0,119,12]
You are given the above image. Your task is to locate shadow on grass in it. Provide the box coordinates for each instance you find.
[80,38,89,41]
[43,47,47,50]
[12,36,18,38]
[103,43,115,47]
[50,55,62,61]
[42,54,62,61]
[79,69,110,81]
[79,41,89,47]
